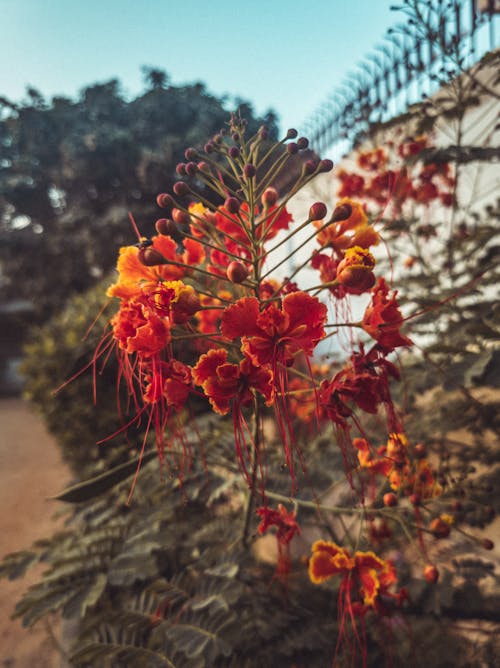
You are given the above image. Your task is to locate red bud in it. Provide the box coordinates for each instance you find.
[156,193,174,209]
[155,218,176,236]
[172,208,191,226]
[173,181,189,197]
[225,197,240,214]
[227,261,249,284]
[309,202,327,221]
[331,203,352,222]
[424,565,439,584]
[481,538,494,551]
[383,493,398,507]
[261,187,278,207]
[138,247,167,266]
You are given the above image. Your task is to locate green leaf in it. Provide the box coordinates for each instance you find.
[163,610,235,664]
[71,642,176,668]
[0,550,39,581]
[51,449,158,502]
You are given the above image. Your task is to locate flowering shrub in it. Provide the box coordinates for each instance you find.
[72,114,494,665]
[5,101,498,666]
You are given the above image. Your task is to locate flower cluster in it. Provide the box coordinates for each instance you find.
[336,134,454,214]
[94,115,475,664]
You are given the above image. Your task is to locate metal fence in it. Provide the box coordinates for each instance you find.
[302,0,499,158]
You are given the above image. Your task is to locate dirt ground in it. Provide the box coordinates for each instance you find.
[0,398,70,668]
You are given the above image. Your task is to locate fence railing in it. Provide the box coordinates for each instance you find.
[302,0,499,158]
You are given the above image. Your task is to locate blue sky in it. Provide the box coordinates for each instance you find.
[1,0,396,133]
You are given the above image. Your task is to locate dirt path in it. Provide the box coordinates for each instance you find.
[0,398,71,668]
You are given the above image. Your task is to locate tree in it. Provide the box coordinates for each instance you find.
[0,71,278,321]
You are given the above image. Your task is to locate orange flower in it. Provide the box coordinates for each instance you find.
[315,198,378,256]
[309,540,355,584]
[353,437,393,477]
[309,540,399,610]
[107,235,205,299]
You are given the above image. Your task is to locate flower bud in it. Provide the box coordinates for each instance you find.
[175,163,186,176]
[414,443,427,459]
[244,163,256,178]
[225,197,240,214]
[309,202,327,221]
[173,181,189,197]
[297,137,309,150]
[287,142,298,155]
[383,493,398,507]
[204,142,214,154]
[429,517,451,539]
[303,159,318,175]
[227,261,249,284]
[231,132,239,142]
[213,133,223,144]
[331,203,352,222]
[286,128,298,139]
[481,538,494,551]
[261,187,278,207]
[155,218,176,236]
[318,159,334,173]
[410,494,421,507]
[424,565,439,584]
[156,193,174,209]
[184,147,197,160]
[185,162,198,176]
[337,267,375,292]
[336,247,375,292]
[228,146,240,159]
[172,290,201,323]
[172,208,191,226]
[138,247,167,266]
[197,161,210,173]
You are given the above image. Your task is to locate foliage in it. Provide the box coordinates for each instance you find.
[0,72,278,321]
[21,282,134,477]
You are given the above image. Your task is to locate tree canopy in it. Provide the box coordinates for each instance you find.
[0,71,278,320]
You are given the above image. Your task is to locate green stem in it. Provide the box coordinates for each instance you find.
[242,398,261,547]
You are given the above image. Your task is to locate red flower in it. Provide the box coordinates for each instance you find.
[320,348,396,426]
[111,297,170,356]
[257,504,301,579]
[143,360,192,411]
[362,278,412,353]
[357,147,387,172]
[337,170,365,198]
[257,503,301,545]
[221,292,327,367]
[192,348,273,414]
